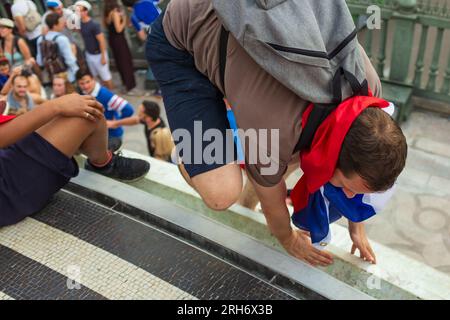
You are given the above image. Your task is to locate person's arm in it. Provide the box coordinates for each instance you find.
[30,93,46,105]
[130,14,147,42]
[13,16,27,37]
[248,175,334,267]
[95,32,108,65]
[56,36,79,82]
[116,102,134,119]
[36,37,44,67]
[107,115,140,129]
[112,10,126,33]
[348,221,376,264]
[17,38,32,61]
[0,67,22,96]
[0,94,104,148]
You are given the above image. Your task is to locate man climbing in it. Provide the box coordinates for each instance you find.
[146,0,407,267]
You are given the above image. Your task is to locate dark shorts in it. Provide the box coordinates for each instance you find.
[146,13,236,178]
[0,132,79,227]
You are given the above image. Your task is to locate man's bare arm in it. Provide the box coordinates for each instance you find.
[95,33,108,64]
[248,174,334,266]
[13,16,27,36]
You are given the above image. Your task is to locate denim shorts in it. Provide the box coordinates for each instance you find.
[0,132,79,226]
[146,13,236,178]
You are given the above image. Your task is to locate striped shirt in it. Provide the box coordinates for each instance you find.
[89,82,134,138]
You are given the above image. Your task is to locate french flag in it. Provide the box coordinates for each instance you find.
[292,183,395,249]
[290,92,397,249]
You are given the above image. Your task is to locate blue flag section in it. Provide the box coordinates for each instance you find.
[292,183,395,249]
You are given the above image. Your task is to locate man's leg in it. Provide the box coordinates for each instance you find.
[238,160,299,211]
[36,115,149,181]
[36,115,109,162]
[179,162,243,211]
[98,55,115,90]
[147,12,242,211]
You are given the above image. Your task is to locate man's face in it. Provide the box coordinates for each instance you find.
[51,6,64,16]
[54,17,66,31]
[0,64,10,76]
[137,104,148,123]
[13,77,28,98]
[78,75,95,94]
[0,26,11,38]
[329,169,373,198]
[77,6,89,19]
[52,78,66,97]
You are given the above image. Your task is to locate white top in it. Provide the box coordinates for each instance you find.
[11,0,43,40]
[42,8,76,27]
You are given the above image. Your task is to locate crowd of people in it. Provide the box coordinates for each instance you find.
[0,0,172,160]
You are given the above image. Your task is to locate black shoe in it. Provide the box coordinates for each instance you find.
[85,153,150,182]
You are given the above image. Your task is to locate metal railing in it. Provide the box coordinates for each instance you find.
[348,0,450,111]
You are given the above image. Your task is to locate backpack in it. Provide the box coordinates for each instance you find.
[40,35,68,79]
[23,0,42,32]
[214,0,375,151]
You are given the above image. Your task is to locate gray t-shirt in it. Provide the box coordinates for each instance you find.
[80,19,102,55]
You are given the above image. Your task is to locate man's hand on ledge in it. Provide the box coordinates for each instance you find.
[348,221,377,264]
[281,229,334,267]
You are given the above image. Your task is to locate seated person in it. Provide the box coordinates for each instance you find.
[76,68,133,152]
[1,64,47,104]
[6,74,35,116]
[0,94,150,228]
[150,127,175,163]
[0,57,11,91]
[51,72,75,99]
[106,100,166,157]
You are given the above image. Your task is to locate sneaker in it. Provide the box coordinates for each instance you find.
[108,137,122,153]
[85,153,150,182]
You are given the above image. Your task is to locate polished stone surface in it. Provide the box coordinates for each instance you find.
[0,190,295,300]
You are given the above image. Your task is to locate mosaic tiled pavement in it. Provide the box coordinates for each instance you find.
[0,191,297,300]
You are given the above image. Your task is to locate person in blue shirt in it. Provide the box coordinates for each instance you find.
[122,0,161,41]
[76,68,134,152]
[0,58,11,92]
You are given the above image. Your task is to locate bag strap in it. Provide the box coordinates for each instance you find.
[219,25,229,95]
[294,68,369,153]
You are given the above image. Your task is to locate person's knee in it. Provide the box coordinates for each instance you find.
[202,184,242,211]
[192,165,243,211]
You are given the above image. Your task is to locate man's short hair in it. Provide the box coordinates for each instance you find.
[121,0,138,8]
[142,100,160,121]
[338,107,407,192]
[11,75,28,86]
[76,68,93,81]
[46,12,62,30]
